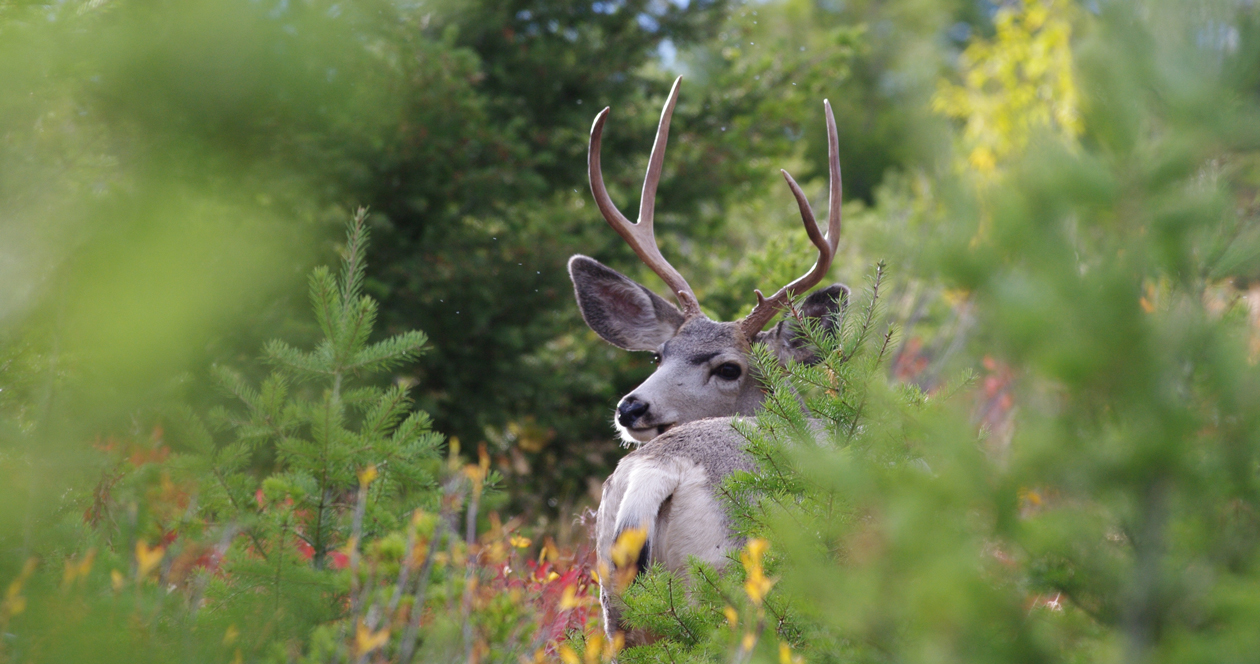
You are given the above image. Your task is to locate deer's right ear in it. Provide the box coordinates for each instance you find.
[569,255,685,351]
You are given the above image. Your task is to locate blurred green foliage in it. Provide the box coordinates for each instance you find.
[607,1,1260,663]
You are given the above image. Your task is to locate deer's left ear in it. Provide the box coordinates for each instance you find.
[754,284,849,365]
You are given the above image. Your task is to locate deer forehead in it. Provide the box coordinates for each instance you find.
[660,317,751,360]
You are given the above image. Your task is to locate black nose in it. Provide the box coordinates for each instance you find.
[617,397,649,428]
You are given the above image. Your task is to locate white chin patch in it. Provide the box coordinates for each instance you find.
[616,422,676,446]
[617,424,657,446]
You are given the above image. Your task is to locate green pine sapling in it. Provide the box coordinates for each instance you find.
[177,207,442,592]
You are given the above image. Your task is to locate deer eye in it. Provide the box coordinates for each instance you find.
[651,352,661,364]
[714,363,742,380]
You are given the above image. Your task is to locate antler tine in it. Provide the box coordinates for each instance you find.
[740,99,843,337]
[588,76,702,317]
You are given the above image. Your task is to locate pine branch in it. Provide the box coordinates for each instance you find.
[211,364,261,410]
[307,266,340,346]
[339,207,370,321]
[348,330,429,373]
[841,261,886,365]
[360,385,412,441]
[392,410,434,445]
[264,339,331,377]
[334,296,378,367]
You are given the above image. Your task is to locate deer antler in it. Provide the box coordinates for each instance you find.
[739,100,843,338]
[589,76,702,318]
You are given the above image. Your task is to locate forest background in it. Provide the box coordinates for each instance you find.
[3,0,1260,662]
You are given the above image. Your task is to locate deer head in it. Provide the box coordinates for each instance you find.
[569,77,848,445]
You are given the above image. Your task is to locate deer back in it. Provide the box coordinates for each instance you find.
[594,416,756,639]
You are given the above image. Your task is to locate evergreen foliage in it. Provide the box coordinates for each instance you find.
[181,208,439,570]
[591,3,1260,663]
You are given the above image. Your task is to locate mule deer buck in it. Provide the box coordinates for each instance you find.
[568,77,848,644]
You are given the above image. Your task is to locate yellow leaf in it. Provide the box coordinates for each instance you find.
[135,541,165,579]
[933,0,1080,173]
[357,464,378,487]
[223,624,240,646]
[486,541,508,564]
[740,539,775,605]
[63,548,97,587]
[343,536,359,562]
[559,584,580,610]
[609,528,647,569]
[723,605,739,630]
[6,557,36,600]
[584,631,604,664]
[410,540,430,567]
[780,642,804,664]
[941,289,971,307]
[230,649,242,664]
[111,569,125,591]
[744,538,769,563]
[558,645,580,664]
[741,632,757,652]
[744,570,776,605]
[968,146,997,173]
[354,620,390,656]
[509,534,532,549]
[463,464,487,486]
[540,536,560,563]
[447,437,462,471]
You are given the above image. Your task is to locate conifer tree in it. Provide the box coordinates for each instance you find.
[175,208,442,636]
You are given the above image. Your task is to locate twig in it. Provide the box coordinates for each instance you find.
[373,510,421,630]
[458,471,483,664]
[841,261,886,365]
[399,479,460,664]
[846,326,896,443]
[1122,480,1169,664]
[665,576,698,644]
[348,480,369,618]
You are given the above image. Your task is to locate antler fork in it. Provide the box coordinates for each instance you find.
[588,76,703,318]
[739,100,843,338]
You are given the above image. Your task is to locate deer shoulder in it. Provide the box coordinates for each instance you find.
[595,417,756,577]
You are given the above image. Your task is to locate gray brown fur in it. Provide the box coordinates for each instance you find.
[570,256,847,647]
[594,416,757,641]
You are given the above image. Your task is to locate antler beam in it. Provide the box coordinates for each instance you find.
[739,100,843,337]
[588,76,702,318]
